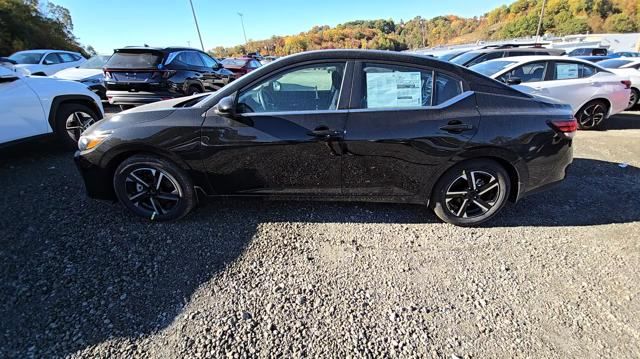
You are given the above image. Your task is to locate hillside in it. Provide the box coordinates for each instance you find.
[210,0,640,57]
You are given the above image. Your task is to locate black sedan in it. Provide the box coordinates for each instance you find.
[75,50,575,226]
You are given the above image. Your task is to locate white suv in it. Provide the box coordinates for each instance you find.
[8,49,86,76]
[0,65,104,149]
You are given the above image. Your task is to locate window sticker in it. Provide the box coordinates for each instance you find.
[366,72,422,108]
[556,63,578,80]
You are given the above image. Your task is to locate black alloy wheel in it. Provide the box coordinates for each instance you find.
[432,160,510,226]
[576,100,608,130]
[627,88,639,110]
[114,155,196,221]
[55,103,99,149]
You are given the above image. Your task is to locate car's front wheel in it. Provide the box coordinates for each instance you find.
[431,159,510,226]
[113,154,196,221]
[54,103,100,150]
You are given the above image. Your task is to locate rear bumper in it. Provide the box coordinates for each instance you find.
[106,90,178,106]
[519,140,573,199]
[74,151,116,200]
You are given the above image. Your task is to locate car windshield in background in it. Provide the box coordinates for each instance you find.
[598,59,633,68]
[9,52,43,64]
[105,51,163,69]
[470,60,517,76]
[222,59,248,67]
[439,51,465,61]
[450,51,480,65]
[79,55,110,69]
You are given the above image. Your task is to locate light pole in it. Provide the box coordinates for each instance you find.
[238,12,248,44]
[535,0,547,43]
[188,0,205,51]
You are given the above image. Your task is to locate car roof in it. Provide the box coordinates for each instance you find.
[116,46,204,53]
[13,49,78,54]
[463,47,562,55]
[496,55,601,65]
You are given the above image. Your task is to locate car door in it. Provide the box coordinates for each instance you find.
[342,61,480,196]
[538,61,598,112]
[200,61,352,195]
[199,53,224,91]
[41,53,64,75]
[0,68,47,144]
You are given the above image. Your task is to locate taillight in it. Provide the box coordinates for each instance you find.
[104,71,111,80]
[621,80,631,89]
[549,119,577,138]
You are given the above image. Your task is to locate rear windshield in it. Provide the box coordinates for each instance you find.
[470,60,518,77]
[450,51,481,65]
[598,59,633,69]
[222,59,247,67]
[9,52,43,64]
[105,51,163,69]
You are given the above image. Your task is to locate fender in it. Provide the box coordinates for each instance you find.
[48,95,102,131]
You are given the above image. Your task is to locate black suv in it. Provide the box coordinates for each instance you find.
[104,47,233,107]
[451,45,566,67]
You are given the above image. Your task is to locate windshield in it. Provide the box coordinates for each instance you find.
[439,51,466,61]
[470,60,518,77]
[598,59,633,69]
[222,59,247,67]
[105,51,163,69]
[79,55,110,69]
[450,51,481,65]
[9,52,43,64]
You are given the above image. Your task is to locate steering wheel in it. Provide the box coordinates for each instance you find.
[258,82,278,111]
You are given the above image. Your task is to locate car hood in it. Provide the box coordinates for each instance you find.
[52,68,102,81]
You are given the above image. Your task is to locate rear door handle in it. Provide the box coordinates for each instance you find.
[440,121,473,133]
[308,128,343,138]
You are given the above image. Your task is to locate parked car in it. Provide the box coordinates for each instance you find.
[8,49,86,76]
[0,65,103,148]
[104,47,233,108]
[221,57,262,79]
[438,49,469,61]
[568,47,608,56]
[599,58,640,109]
[260,56,279,65]
[51,55,111,100]
[613,52,640,58]
[470,56,631,129]
[574,55,617,63]
[75,49,576,226]
[450,46,565,67]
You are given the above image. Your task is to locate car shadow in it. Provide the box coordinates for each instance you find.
[0,141,638,357]
[602,112,640,130]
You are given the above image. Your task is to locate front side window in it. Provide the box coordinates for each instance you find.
[237,63,345,113]
[434,73,463,105]
[43,53,61,65]
[176,51,205,67]
[361,63,433,109]
[500,61,548,83]
[59,53,76,63]
[200,53,219,68]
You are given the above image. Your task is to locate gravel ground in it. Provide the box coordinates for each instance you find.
[1,109,639,358]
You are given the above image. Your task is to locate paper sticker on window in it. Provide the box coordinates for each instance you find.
[366,72,422,108]
[556,63,578,80]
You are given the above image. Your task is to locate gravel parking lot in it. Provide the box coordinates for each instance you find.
[1,108,639,358]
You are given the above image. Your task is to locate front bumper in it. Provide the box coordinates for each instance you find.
[106,90,178,106]
[74,151,117,200]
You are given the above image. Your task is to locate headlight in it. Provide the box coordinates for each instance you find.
[80,78,103,84]
[78,131,111,151]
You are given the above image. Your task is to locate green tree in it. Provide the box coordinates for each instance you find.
[604,13,638,32]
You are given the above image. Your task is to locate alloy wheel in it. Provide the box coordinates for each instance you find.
[445,170,500,218]
[629,90,638,109]
[578,103,606,129]
[65,111,96,142]
[124,167,182,216]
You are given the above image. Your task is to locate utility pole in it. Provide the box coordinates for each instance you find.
[535,0,547,44]
[420,19,426,48]
[238,12,248,44]
[188,0,205,51]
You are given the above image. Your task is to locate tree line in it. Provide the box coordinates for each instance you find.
[210,0,640,58]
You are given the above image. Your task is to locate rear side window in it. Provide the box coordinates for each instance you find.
[106,51,163,68]
[361,63,433,108]
[508,51,537,57]
[553,62,598,80]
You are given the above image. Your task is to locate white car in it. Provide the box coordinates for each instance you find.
[8,49,86,76]
[470,56,631,129]
[598,58,640,109]
[51,55,111,100]
[0,65,104,148]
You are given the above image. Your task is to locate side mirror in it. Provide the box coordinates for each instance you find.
[506,77,522,85]
[214,95,235,117]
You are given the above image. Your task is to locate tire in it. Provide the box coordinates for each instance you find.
[431,159,510,227]
[54,102,100,150]
[576,100,608,130]
[626,88,639,110]
[113,154,196,221]
[186,85,201,96]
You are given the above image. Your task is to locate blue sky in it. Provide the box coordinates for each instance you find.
[53,0,511,54]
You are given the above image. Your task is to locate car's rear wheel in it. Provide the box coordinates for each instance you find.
[576,100,608,130]
[113,154,196,221]
[54,103,99,150]
[431,159,510,226]
[627,88,639,110]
